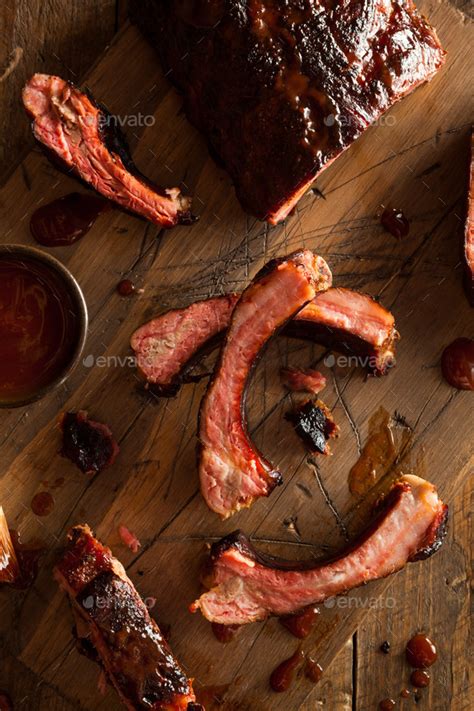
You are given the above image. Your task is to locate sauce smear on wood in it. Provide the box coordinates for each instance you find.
[279,605,320,638]
[31,492,54,517]
[270,648,304,692]
[381,208,409,239]
[30,193,110,246]
[406,634,437,668]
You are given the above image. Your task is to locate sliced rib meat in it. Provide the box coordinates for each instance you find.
[199,250,332,518]
[190,475,447,624]
[464,129,474,305]
[280,367,326,395]
[130,1,445,222]
[22,74,193,228]
[130,287,397,393]
[286,287,398,375]
[54,525,199,711]
[0,507,20,584]
[131,294,240,395]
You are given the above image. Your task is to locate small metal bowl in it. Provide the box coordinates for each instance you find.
[0,244,88,408]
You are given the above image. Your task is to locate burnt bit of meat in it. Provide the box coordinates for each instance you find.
[60,411,119,475]
[130,0,445,223]
[287,400,339,455]
[55,525,197,710]
[22,74,195,228]
[191,476,448,625]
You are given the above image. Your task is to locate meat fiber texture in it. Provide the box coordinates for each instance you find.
[191,475,448,624]
[130,0,445,222]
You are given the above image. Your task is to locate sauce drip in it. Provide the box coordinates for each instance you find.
[405,634,437,668]
[349,408,396,496]
[279,605,320,638]
[0,691,12,711]
[117,279,136,296]
[270,648,304,693]
[30,193,110,246]
[304,657,323,683]
[400,688,411,698]
[211,622,240,643]
[410,669,430,688]
[380,640,391,654]
[9,531,45,590]
[379,699,396,711]
[31,491,54,517]
[381,208,410,239]
[441,338,474,390]
[0,255,81,404]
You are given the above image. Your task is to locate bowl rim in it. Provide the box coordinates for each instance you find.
[0,244,89,408]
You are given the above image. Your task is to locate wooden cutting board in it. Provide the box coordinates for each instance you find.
[0,2,472,709]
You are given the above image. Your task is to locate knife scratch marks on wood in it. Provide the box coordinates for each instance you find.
[332,371,362,455]
[308,457,349,542]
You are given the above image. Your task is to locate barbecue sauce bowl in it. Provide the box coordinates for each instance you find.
[0,245,88,407]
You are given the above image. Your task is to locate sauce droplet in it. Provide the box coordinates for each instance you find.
[0,691,12,711]
[211,622,240,643]
[406,634,437,668]
[31,491,54,517]
[270,648,304,693]
[441,338,474,390]
[410,669,430,688]
[381,208,409,239]
[30,193,110,246]
[379,699,396,711]
[400,688,411,698]
[279,605,320,638]
[380,640,391,654]
[117,279,136,296]
[304,657,323,683]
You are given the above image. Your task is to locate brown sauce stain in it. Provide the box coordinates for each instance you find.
[410,669,430,688]
[30,192,110,246]
[406,634,437,668]
[270,648,304,692]
[349,408,397,496]
[211,622,240,643]
[304,657,323,683]
[279,605,320,638]
[379,699,396,711]
[31,491,54,517]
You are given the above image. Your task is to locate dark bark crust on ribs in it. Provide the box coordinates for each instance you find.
[130,0,445,222]
[55,525,196,710]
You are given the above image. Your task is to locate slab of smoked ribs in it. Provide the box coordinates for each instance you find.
[130,0,445,223]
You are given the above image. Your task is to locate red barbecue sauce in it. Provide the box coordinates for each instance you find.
[441,338,474,390]
[0,255,80,404]
[406,634,437,668]
[279,605,320,638]
[31,491,54,517]
[0,691,12,711]
[381,208,410,239]
[379,699,396,711]
[211,622,240,643]
[30,193,110,246]
[410,669,430,688]
[305,657,323,683]
[117,279,136,296]
[270,648,304,692]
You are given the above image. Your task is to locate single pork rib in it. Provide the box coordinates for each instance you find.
[23,74,193,228]
[464,129,474,305]
[55,525,200,711]
[130,0,445,222]
[131,287,397,394]
[199,250,332,518]
[191,475,447,625]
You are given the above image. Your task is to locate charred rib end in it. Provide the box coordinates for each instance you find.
[410,503,449,561]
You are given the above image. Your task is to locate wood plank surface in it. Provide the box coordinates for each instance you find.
[0,2,472,710]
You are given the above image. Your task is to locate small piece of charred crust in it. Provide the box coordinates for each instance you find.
[287,400,339,455]
[59,411,119,475]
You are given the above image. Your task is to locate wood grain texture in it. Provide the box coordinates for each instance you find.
[0,0,117,182]
[0,2,472,710]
